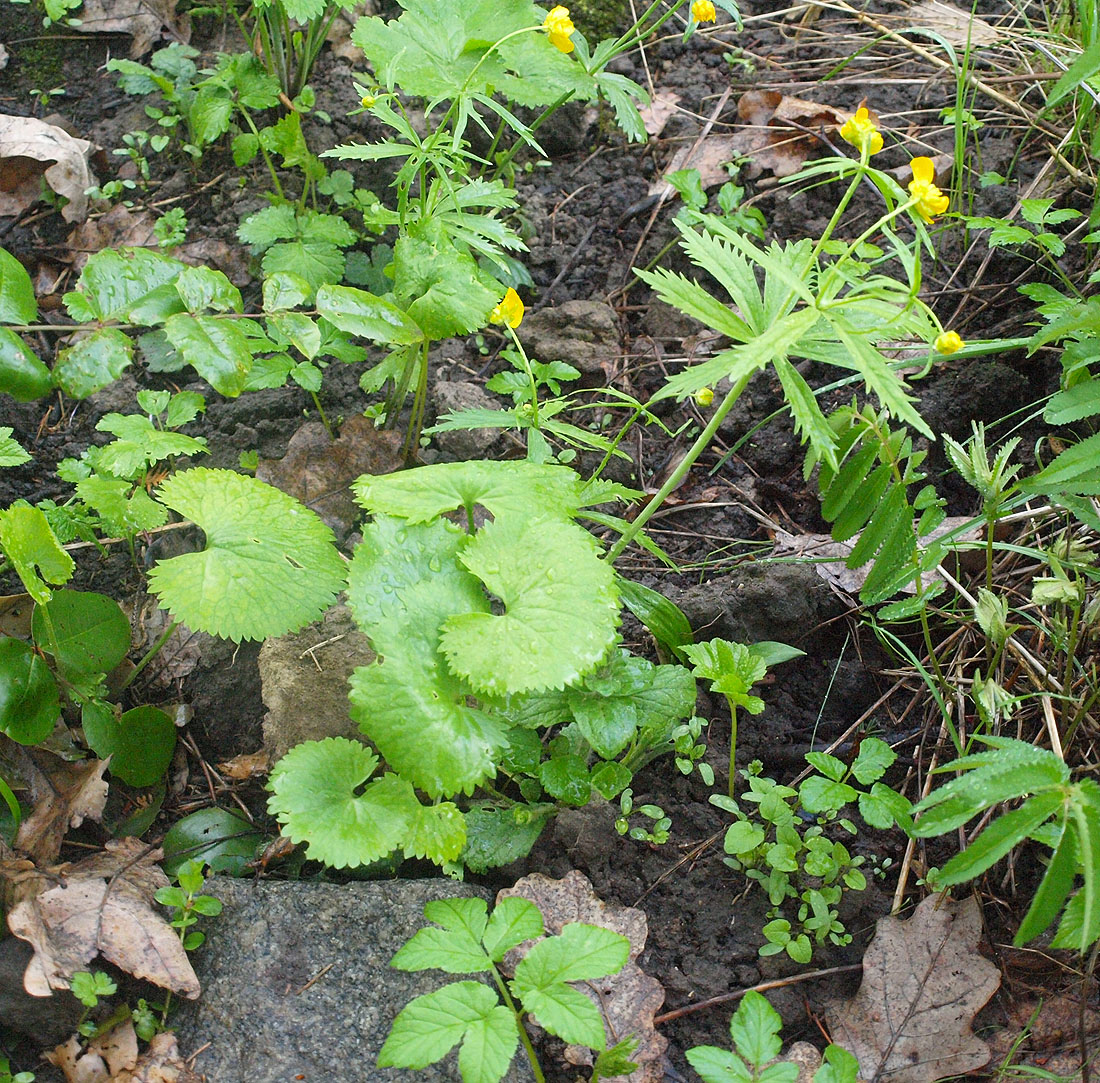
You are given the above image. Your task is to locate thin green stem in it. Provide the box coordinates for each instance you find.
[604,370,756,563]
[725,699,738,798]
[491,967,545,1083]
[0,774,21,830]
[505,325,540,430]
[119,619,179,693]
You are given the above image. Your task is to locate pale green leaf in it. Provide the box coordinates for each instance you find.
[148,468,345,642]
[482,897,543,962]
[390,898,492,974]
[54,328,134,399]
[0,427,30,467]
[0,503,74,602]
[404,802,467,864]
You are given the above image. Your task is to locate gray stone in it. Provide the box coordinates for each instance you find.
[172,878,533,1083]
[675,564,844,647]
[0,936,82,1043]
[429,380,504,461]
[260,604,374,761]
[519,300,619,379]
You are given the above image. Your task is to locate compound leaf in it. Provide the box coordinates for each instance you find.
[148,468,345,642]
[391,897,492,974]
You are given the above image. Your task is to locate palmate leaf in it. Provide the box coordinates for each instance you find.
[268,737,421,868]
[378,981,518,1083]
[148,468,345,642]
[441,515,619,695]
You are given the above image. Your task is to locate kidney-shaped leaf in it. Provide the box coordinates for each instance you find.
[147,468,345,642]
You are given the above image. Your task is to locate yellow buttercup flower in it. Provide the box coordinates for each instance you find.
[838,105,883,156]
[491,288,524,329]
[934,330,964,355]
[694,386,715,406]
[692,0,717,22]
[543,5,575,52]
[908,157,950,223]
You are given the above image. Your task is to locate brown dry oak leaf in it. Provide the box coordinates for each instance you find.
[826,894,1000,1083]
[730,92,872,178]
[14,756,110,865]
[6,837,200,999]
[497,871,666,1083]
[0,114,97,223]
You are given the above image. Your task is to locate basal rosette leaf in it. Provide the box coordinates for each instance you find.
[349,656,507,798]
[353,460,607,524]
[267,737,421,869]
[148,468,345,642]
[441,516,619,695]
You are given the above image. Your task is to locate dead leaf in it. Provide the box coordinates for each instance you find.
[68,206,159,271]
[176,237,250,287]
[650,134,738,197]
[905,1,1000,45]
[257,417,404,538]
[115,1032,200,1082]
[6,838,201,999]
[48,1020,141,1083]
[126,598,200,687]
[827,894,1001,1083]
[497,871,667,1083]
[0,114,97,222]
[217,749,270,780]
[0,593,34,638]
[639,91,682,137]
[67,0,189,57]
[727,92,871,178]
[15,757,109,865]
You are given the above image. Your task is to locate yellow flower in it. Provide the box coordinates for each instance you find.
[543,5,575,52]
[694,386,715,406]
[908,157,950,223]
[934,330,964,355]
[490,288,524,329]
[692,0,717,22]
[838,105,883,156]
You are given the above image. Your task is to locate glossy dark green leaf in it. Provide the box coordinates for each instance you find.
[0,327,52,402]
[0,636,59,744]
[33,590,131,676]
[82,701,176,787]
[162,806,264,877]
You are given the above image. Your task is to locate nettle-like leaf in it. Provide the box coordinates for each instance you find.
[267,737,422,869]
[353,459,614,524]
[0,427,30,467]
[441,515,619,695]
[683,639,767,714]
[89,414,207,478]
[148,468,345,642]
[76,476,168,536]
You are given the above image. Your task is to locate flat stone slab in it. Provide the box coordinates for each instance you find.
[173,878,532,1083]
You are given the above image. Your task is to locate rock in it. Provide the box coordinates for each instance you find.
[675,563,844,647]
[172,878,533,1083]
[519,300,619,380]
[429,380,504,461]
[260,604,373,762]
[0,936,82,1043]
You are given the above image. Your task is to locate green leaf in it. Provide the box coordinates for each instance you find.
[315,284,423,345]
[1046,39,1100,107]
[262,271,312,311]
[262,241,346,292]
[1022,431,1100,496]
[441,515,619,695]
[683,639,767,711]
[174,265,242,314]
[804,752,846,782]
[1044,378,1100,425]
[66,248,184,322]
[685,1045,753,1083]
[404,802,467,864]
[539,755,591,806]
[590,761,632,800]
[850,737,895,784]
[799,776,858,813]
[32,590,130,676]
[189,86,233,144]
[0,248,37,324]
[617,576,693,658]
[148,468,345,642]
[729,990,785,1069]
[91,414,207,478]
[391,898,493,974]
[0,636,59,744]
[0,503,74,603]
[482,897,543,962]
[76,476,168,536]
[54,328,134,399]
[163,314,253,397]
[858,783,911,831]
[378,981,517,1083]
[0,427,30,467]
[82,701,176,787]
[1014,816,1079,946]
[0,327,52,402]
[161,806,264,877]
[462,806,547,872]
[724,820,765,855]
[267,737,421,868]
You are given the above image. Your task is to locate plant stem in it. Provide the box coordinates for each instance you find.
[119,619,179,693]
[726,699,738,798]
[604,369,755,563]
[491,966,545,1083]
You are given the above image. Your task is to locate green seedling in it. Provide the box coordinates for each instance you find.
[380,896,631,1083]
[0,1056,35,1083]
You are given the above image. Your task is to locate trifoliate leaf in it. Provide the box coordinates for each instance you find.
[441,515,618,695]
[148,468,345,642]
[378,981,518,1083]
[267,737,420,868]
[0,503,74,602]
[89,414,207,478]
[404,802,467,864]
[54,328,134,399]
[0,427,30,467]
[390,898,492,974]
[354,460,601,523]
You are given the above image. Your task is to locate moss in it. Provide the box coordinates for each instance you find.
[568,0,633,42]
[12,0,68,91]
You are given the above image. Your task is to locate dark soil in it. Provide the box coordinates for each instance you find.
[0,0,1092,1078]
